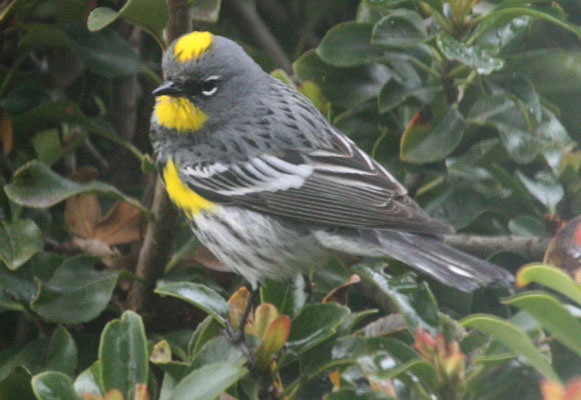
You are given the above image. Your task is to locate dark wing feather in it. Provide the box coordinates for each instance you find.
[179,130,453,236]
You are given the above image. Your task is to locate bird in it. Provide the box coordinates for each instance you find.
[149,31,514,293]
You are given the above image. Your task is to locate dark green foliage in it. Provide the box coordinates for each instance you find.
[1,0,581,399]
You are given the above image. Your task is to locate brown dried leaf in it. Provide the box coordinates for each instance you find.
[0,110,13,154]
[322,274,361,305]
[65,194,101,239]
[94,200,144,246]
[189,246,230,272]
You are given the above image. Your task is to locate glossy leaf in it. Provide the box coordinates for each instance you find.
[260,276,306,318]
[0,252,61,304]
[504,291,581,358]
[438,33,504,74]
[294,50,391,108]
[516,170,564,210]
[4,160,148,215]
[74,362,102,397]
[99,311,148,400]
[87,0,168,47]
[516,264,581,305]
[31,256,118,324]
[317,22,385,67]
[287,303,351,355]
[0,219,43,270]
[372,9,427,47]
[400,99,465,163]
[378,79,438,113]
[190,336,246,370]
[460,314,559,381]
[353,264,440,334]
[32,371,80,400]
[46,326,78,375]
[155,282,229,326]
[169,362,247,400]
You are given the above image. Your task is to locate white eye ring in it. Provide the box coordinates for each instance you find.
[202,75,220,96]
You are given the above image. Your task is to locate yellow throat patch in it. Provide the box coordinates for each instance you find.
[154,95,207,132]
[163,159,216,217]
[174,31,213,62]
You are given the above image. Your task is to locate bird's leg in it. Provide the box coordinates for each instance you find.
[225,286,259,367]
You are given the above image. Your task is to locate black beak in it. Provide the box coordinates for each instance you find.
[152,80,182,96]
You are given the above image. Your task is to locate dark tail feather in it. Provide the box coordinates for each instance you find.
[316,229,514,292]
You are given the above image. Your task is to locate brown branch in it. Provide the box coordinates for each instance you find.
[228,0,292,72]
[443,234,550,261]
[127,0,189,313]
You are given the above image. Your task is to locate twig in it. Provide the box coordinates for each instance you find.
[127,0,188,313]
[443,234,550,261]
[228,0,292,72]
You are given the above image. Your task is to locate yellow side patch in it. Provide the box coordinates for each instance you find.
[174,31,213,62]
[163,160,216,217]
[154,95,207,132]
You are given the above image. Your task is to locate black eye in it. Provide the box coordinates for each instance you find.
[202,76,219,96]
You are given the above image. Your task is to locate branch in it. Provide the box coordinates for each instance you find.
[443,234,550,261]
[228,0,292,72]
[127,0,189,313]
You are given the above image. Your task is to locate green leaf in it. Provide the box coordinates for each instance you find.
[46,326,78,376]
[78,28,149,78]
[325,389,394,399]
[86,7,118,31]
[400,99,465,163]
[317,22,385,67]
[481,7,581,39]
[31,256,118,324]
[155,282,228,326]
[353,264,440,334]
[516,264,581,305]
[484,73,541,124]
[74,362,102,397]
[437,33,504,74]
[294,50,391,108]
[0,367,34,399]
[516,170,563,210]
[287,303,351,355]
[87,0,168,48]
[188,315,221,360]
[169,362,247,400]
[504,291,581,358]
[191,336,246,370]
[4,160,149,216]
[460,314,559,381]
[0,252,61,304]
[99,311,149,399]
[508,216,546,237]
[31,371,80,400]
[260,277,307,318]
[0,219,42,270]
[378,79,438,113]
[372,9,427,47]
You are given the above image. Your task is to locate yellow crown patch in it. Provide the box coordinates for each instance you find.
[154,95,207,132]
[173,31,213,62]
[163,159,216,217]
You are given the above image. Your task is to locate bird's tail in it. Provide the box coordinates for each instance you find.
[315,229,514,292]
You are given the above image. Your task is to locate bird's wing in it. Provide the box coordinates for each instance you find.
[178,130,453,235]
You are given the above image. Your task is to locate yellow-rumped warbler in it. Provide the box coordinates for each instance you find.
[150,31,513,291]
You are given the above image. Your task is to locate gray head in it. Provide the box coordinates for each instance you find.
[151,31,266,135]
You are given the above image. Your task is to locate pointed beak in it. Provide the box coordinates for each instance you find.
[152,80,182,96]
